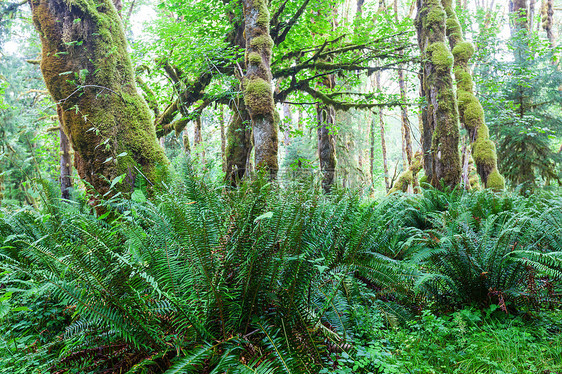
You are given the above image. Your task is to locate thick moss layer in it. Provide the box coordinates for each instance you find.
[30,0,168,196]
[244,78,273,116]
[428,42,454,70]
[441,0,504,190]
[417,0,461,189]
[473,138,497,167]
[486,169,505,190]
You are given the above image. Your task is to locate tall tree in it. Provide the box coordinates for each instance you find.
[242,0,279,177]
[29,0,168,197]
[442,0,504,189]
[416,0,461,189]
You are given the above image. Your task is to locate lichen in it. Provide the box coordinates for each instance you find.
[427,42,454,70]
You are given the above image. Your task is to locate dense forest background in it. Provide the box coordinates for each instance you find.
[1,0,559,201]
[1,0,562,373]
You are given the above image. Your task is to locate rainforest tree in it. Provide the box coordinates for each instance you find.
[29,0,168,197]
[416,0,461,189]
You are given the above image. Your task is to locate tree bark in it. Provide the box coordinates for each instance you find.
[282,102,292,153]
[242,0,279,178]
[317,104,337,193]
[29,0,168,197]
[416,0,461,189]
[194,115,205,161]
[59,122,73,199]
[369,111,376,192]
[183,129,191,155]
[220,105,226,172]
[442,0,504,189]
[542,0,555,47]
[394,0,413,169]
[374,73,390,192]
[225,99,253,185]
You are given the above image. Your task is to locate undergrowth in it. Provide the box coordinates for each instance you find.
[0,164,561,373]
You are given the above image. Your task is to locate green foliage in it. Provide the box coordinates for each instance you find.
[472,11,562,190]
[0,165,409,372]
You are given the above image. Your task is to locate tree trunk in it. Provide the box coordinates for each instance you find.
[225,99,253,185]
[59,121,73,199]
[416,0,461,189]
[183,129,191,155]
[242,0,279,178]
[282,102,292,153]
[29,0,168,197]
[394,0,413,169]
[369,112,375,191]
[542,0,555,47]
[374,73,390,193]
[317,104,337,193]
[194,115,205,161]
[220,105,226,172]
[442,0,504,189]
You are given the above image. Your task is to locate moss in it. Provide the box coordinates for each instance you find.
[425,7,446,29]
[250,35,273,51]
[31,0,168,196]
[244,77,273,116]
[248,52,262,66]
[458,92,483,128]
[253,0,270,28]
[453,67,473,92]
[452,41,474,62]
[486,169,505,190]
[427,42,454,70]
[472,138,497,167]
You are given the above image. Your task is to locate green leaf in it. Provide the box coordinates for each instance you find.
[254,211,273,223]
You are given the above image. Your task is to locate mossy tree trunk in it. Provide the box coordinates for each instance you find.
[225,99,253,185]
[194,115,205,161]
[394,0,413,170]
[542,0,555,47]
[59,121,73,199]
[416,0,461,189]
[442,0,504,189]
[374,73,390,193]
[182,129,191,155]
[29,0,168,197]
[317,103,337,193]
[242,0,279,178]
[220,105,226,172]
